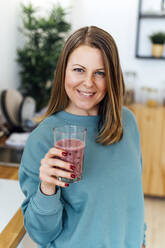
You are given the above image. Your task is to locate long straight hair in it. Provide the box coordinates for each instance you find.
[44,26,125,145]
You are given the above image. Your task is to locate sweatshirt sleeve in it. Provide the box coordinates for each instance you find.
[19,126,64,246]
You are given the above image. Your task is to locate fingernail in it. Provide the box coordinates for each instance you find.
[71,174,76,178]
[70,165,75,170]
[62,152,68,156]
[65,183,69,187]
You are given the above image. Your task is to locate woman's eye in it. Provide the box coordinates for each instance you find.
[95,71,105,77]
[73,68,84,73]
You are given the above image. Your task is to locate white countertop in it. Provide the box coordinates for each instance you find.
[0,178,37,247]
[0,179,25,233]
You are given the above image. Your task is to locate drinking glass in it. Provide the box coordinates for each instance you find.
[53,125,86,183]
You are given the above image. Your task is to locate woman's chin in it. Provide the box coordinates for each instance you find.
[66,104,98,116]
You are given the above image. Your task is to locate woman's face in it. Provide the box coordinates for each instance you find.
[64,45,107,116]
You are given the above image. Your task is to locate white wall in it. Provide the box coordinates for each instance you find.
[0,0,165,98]
[0,0,71,90]
[0,0,21,89]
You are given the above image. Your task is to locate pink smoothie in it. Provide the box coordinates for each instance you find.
[55,139,85,181]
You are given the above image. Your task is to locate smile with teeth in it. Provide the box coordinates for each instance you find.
[77,89,96,97]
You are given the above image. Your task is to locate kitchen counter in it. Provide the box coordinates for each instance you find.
[0,166,25,248]
[0,134,28,247]
[0,179,24,233]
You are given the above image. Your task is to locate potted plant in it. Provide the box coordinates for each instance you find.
[17,4,71,111]
[149,32,165,57]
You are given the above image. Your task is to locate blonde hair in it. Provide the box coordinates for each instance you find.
[44,26,125,145]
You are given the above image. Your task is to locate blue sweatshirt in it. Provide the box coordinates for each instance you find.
[19,107,146,248]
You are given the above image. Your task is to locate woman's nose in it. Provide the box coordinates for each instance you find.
[83,73,94,87]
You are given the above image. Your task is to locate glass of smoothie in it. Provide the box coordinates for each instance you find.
[53,125,87,183]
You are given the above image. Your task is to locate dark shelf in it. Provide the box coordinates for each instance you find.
[140,14,165,19]
[136,55,165,60]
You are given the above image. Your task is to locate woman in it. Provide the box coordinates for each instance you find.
[19,26,146,248]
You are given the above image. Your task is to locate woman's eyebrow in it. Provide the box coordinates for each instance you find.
[72,64,105,71]
[72,64,86,69]
[96,68,105,71]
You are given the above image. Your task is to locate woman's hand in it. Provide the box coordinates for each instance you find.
[142,245,145,248]
[39,147,75,195]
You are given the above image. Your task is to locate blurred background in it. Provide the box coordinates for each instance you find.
[0,0,165,247]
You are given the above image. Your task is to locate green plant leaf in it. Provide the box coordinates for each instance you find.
[149,32,165,44]
[16,3,71,111]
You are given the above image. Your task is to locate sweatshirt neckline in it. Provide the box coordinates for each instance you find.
[55,110,100,127]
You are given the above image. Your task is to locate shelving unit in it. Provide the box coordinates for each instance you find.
[136,55,165,59]
[139,14,165,18]
[135,0,165,60]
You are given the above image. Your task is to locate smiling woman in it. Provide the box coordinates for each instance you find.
[19,26,146,248]
[45,26,125,145]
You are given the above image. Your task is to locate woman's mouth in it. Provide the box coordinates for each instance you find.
[77,89,96,97]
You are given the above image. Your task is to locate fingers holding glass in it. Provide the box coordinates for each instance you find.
[40,149,76,187]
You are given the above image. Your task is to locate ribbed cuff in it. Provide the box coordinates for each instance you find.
[31,184,63,214]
